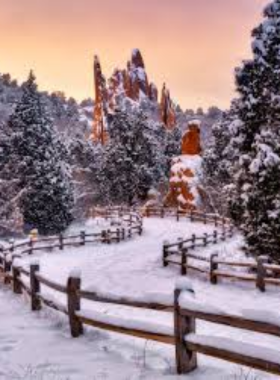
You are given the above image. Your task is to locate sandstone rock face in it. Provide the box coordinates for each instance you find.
[92,56,109,144]
[182,120,202,155]
[165,120,204,210]
[160,84,176,130]
[91,50,177,144]
[149,83,158,102]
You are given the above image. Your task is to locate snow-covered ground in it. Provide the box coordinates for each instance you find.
[1,217,279,379]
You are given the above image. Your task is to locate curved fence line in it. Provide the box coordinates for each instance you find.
[0,208,143,260]
[0,207,279,376]
[0,264,280,377]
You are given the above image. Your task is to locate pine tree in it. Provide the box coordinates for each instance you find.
[0,122,24,235]
[97,108,165,205]
[202,101,241,215]
[229,0,280,259]
[164,125,182,175]
[6,72,74,235]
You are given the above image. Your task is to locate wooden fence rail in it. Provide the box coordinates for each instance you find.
[143,206,231,226]
[0,209,143,262]
[176,285,280,376]
[163,238,280,292]
[0,206,279,375]
[0,260,279,377]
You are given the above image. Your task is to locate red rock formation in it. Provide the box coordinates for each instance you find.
[131,49,145,68]
[92,55,109,144]
[149,83,158,102]
[165,121,203,210]
[160,84,176,130]
[126,49,150,100]
[182,121,202,155]
[92,50,177,144]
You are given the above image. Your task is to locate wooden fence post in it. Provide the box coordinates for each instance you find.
[210,253,219,285]
[161,207,164,218]
[12,265,22,294]
[163,241,169,267]
[176,208,180,222]
[213,230,218,244]
[178,238,184,252]
[9,239,14,253]
[191,234,196,250]
[256,256,268,292]
[67,274,83,338]
[181,250,188,276]
[203,213,207,225]
[190,210,193,222]
[4,256,12,285]
[30,262,41,311]
[107,229,111,244]
[101,230,106,243]
[116,228,120,243]
[203,233,208,247]
[221,228,226,242]
[174,287,197,374]
[80,231,86,246]
[59,234,64,250]
[128,227,132,239]
[121,228,126,241]
[29,238,33,255]
[214,215,218,227]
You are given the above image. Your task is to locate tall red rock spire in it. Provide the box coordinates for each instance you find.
[160,83,176,130]
[92,55,109,144]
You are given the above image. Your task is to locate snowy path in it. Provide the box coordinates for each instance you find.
[1,218,279,379]
[0,286,177,380]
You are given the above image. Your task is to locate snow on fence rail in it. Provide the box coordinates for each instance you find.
[0,208,143,259]
[143,206,232,225]
[1,264,280,376]
[176,284,280,375]
[163,238,280,292]
[163,227,234,274]
[158,210,280,291]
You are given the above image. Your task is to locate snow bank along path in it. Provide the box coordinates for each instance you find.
[0,209,280,378]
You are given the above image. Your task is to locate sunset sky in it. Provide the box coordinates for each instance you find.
[0,0,268,110]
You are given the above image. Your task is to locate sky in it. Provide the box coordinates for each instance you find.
[0,0,268,110]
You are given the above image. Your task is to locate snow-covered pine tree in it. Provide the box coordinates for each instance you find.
[0,122,24,236]
[202,101,241,215]
[229,0,280,259]
[98,108,165,205]
[69,135,105,217]
[6,72,74,235]
[164,124,182,175]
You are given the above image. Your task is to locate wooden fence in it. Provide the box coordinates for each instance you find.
[144,206,231,226]
[163,232,280,292]
[175,285,280,375]
[163,227,234,274]
[0,263,279,377]
[0,209,143,262]
[0,206,279,375]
